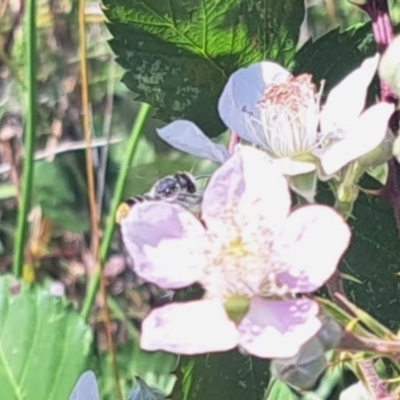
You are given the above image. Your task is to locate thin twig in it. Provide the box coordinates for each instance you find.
[0,137,122,176]
[78,1,122,399]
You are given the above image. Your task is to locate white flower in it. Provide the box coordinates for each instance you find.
[121,146,351,358]
[218,54,395,177]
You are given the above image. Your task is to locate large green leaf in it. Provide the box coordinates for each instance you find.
[0,275,93,400]
[317,184,400,331]
[103,0,304,136]
[174,351,269,400]
[342,193,400,330]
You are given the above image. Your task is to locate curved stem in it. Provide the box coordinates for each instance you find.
[80,102,152,320]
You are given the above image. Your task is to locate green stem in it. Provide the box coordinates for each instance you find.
[80,102,152,321]
[13,0,37,277]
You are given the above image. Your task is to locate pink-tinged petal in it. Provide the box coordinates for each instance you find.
[218,62,291,144]
[273,205,351,293]
[141,300,239,354]
[157,120,229,164]
[320,54,380,135]
[121,202,207,289]
[273,157,316,176]
[238,298,321,358]
[202,145,291,230]
[318,102,395,175]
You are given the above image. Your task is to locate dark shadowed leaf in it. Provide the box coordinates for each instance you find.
[174,351,269,400]
[70,371,100,400]
[102,0,304,136]
[293,23,375,93]
[317,184,400,331]
[343,193,400,330]
[0,275,93,400]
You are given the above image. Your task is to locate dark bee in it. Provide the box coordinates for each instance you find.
[116,172,202,224]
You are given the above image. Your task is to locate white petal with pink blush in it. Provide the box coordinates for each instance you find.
[140,300,239,354]
[201,145,291,232]
[121,146,351,358]
[121,202,207,289]
[317,102,395,176]
[273,205,351,293]
[238,298,321,358]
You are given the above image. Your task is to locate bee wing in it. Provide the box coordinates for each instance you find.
[69,371,100,400]
[157,120,229,164]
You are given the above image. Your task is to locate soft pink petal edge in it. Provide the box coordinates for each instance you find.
[274,204,351,293]
[319,102,395,175]
[238,298,321,358]
[140,300,239,354]
[121,202,207,289]
[202,145,291,230]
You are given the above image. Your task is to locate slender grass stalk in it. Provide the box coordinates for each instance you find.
[13,0,37,277]
[80,102,152,320]
[78,0,99,256]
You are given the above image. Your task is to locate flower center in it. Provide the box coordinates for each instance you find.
[226,237,249,258]
[201,212,287,303]
[246,74,322,158]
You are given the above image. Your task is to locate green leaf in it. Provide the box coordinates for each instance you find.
[175,351,269,400]
[293,23,375,93]
[99,340,178,400]
[33,153,89,232]
[342,192,400,330]
[318,184,400,331]
[0,275,93,400]
[264,379,297,400]
[102,0,304,136]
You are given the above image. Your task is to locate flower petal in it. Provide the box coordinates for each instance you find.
[273,157,316,176]
[157,120,229,164]
[218,62,291,144]
[202,145,291,230]
[320,54,380,135]
[318,102,395,176]
[274,205,351,293]
[121,202,207,289]
[141,300,239,354]
[238,298,321,358]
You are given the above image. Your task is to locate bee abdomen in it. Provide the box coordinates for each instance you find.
[116,194,155,224]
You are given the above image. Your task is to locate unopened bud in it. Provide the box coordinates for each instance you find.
[379,35,400,97]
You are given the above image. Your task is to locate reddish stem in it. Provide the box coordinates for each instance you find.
[357,0,396,101]
[357,0,400,233]
[228,131,240,155]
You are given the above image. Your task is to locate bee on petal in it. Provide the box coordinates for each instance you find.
[116,172,203,224]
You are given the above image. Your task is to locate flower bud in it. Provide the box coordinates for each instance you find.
[379,35,400,97]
